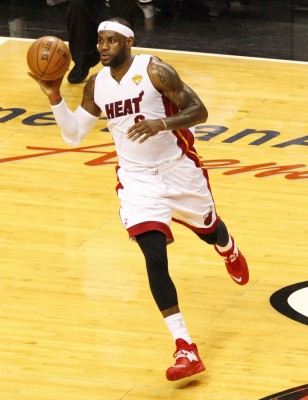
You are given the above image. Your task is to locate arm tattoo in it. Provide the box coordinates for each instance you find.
[81,74,101,116]
[156,63,182,92]
[149,59,207,127]
[84,76,95,97]
[153,62,193,110]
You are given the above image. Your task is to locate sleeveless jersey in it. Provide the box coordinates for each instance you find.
[94,54,198,171]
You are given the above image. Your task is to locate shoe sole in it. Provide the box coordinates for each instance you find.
[166,363,206,381]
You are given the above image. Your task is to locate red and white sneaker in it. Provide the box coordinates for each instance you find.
[166,339,205,381]
[215,237,249,285]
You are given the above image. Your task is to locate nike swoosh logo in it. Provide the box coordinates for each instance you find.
[229,274,242,282]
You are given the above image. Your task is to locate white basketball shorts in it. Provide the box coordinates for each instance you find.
[116,155,220,243]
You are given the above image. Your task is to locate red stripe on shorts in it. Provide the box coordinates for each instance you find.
[128,221,174,242]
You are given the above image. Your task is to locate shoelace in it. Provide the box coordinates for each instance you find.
[226,253,238,263]
[173,347,191,358]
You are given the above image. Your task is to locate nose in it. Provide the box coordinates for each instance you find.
[98,41,109,51]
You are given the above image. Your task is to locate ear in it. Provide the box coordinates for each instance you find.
[126,36,134,49]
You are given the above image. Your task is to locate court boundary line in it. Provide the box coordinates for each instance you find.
[1,36,308,66]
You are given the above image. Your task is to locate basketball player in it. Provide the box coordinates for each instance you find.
[29,17,249,381]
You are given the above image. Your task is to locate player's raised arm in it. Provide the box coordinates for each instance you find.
[28,72,100,146]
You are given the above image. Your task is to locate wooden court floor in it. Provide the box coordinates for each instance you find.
[1,38,307,399]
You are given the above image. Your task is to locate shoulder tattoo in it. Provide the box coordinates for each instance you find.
[155,62,182,92]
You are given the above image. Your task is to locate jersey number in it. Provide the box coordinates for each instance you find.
[134,115,145,124]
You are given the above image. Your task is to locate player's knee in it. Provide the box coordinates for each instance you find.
[196,220,229,245]
[197,230,218,244]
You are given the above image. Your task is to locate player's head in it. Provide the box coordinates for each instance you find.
[97,18,134,68]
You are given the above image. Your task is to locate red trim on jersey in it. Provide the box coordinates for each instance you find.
[161,95,202,166]
[161,95,212,188]
[128,221,174,242]
[172,216,221,234]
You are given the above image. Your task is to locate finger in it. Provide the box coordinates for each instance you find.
[127,131,136,139]
[55,75,65,85]
[139,135,147,143]
[139,133,152,143]
[127,123,141,134]
[128,132,139,141]
[128,129,144,140]
[127,126,136,135]
[27,72,38,81]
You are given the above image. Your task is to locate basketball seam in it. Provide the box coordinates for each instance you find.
[41,37,59,79]
[28,36,70,80]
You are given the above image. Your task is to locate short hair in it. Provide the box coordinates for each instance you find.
[107,17,133,31]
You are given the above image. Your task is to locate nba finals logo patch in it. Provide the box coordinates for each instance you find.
[132,74,142,85]
[259,384,308,400]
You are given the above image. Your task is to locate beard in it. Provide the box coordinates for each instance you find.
[104,46,127,68]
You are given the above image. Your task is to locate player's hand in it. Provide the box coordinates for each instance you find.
[27,72,64,98]
[127,119,166,143]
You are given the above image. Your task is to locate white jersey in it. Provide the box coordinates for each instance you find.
[94,54,199,171]
[94,54,218,240]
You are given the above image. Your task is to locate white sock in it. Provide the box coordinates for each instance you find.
[216,236,238,254]
[164,312,192,344]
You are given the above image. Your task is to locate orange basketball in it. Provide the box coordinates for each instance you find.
[27,36,71,80]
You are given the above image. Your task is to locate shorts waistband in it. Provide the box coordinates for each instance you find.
[119,156,183,175]
[148,157,181,175]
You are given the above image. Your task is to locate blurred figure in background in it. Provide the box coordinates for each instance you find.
[208,0,230,16]
[67,0,156,84]
[47,0,68,5]
[8,0,25,37]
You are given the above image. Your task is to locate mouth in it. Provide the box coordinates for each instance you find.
[100,54,110,62]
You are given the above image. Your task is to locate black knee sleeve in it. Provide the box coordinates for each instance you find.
[136,231,178,311]
[196,219,229,246]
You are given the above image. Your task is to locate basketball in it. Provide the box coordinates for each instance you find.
[27,36,71,80]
